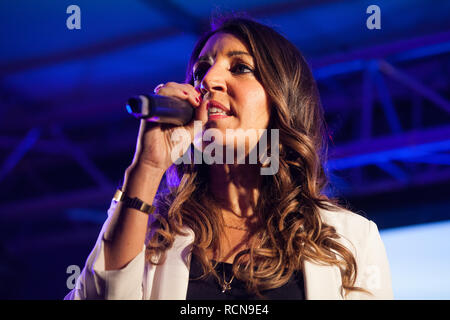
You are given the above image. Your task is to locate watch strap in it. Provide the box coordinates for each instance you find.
[113,189,155,215]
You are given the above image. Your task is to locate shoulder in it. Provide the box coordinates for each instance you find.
[317,203,377,256]
[318,203,372,233]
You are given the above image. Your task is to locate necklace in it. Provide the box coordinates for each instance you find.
[221,265,235,293]
[224,224,248,231]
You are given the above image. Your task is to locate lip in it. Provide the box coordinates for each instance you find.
[207,100,232,116]
[208,114,230,120]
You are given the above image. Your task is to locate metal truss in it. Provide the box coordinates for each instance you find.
[312,32,450,197]
[0,31,449,220]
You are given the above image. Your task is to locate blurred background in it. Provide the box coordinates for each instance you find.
[0,0,449,299]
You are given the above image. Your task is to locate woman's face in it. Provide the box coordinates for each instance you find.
[193,32,271,156]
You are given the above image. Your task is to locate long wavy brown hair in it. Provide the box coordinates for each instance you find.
[146,14,371,298]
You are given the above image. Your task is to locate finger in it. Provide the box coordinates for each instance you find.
[185,108,207,143]
[161,82,202,105]
[180,84,202,107]
[158,84,201,108]
[175,83,202,107]
[184,119,199,143]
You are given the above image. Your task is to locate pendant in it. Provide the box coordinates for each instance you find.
[221,282,232,293]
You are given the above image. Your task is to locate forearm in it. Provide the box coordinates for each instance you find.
[104,164,165,270]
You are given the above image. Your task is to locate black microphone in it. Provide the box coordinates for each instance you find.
[126,94,194,125]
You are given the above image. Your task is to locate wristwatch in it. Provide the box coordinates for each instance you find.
[113,189,155,215]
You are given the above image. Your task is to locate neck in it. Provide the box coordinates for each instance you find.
[208,163,261,220]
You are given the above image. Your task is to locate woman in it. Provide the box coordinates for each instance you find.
[65,15,393,300]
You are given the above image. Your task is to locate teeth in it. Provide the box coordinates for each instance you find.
[208,106,228,115]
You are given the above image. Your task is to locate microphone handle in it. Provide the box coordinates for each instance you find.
[126,94,194,125]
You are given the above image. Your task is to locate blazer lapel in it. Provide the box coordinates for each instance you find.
[302,259,343,300]
[150,228,194,299]
[149,227,344,300]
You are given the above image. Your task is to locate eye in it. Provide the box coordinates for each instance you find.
[193,62,254,82]
[193,63,209,82]
[231,63,254,74]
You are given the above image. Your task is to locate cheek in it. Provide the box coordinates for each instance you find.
[241,88,270,128]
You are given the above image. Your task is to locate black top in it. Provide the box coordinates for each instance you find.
[186,254,305,300]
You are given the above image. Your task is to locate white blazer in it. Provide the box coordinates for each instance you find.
[65,199,394,300]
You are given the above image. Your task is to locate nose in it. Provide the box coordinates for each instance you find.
[198,64,226,96]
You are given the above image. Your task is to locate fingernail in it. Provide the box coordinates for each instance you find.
[196,97,200,103]
[183,91,188,95]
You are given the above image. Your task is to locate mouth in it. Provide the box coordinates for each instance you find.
[207,100,233,118]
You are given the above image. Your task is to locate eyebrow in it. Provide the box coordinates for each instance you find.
[195,50,253,65]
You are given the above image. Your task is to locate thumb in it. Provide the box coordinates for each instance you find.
[184,118,204,149]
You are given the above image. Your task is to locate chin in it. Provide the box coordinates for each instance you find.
[200,139,258,165]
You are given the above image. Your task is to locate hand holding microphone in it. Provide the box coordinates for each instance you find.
[126,89,195,126]
[105,82,202,271]
[126,82,203,172]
